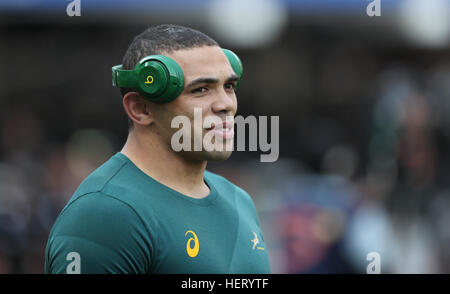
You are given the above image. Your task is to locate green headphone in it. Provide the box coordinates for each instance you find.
[112,48,243,104]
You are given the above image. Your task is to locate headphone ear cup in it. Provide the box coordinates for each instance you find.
[222,49,243,88]
[135,55,184,103]
[137,60,169,98]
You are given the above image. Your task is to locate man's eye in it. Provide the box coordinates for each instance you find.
[225,83,236,91]
[192,87,208,94]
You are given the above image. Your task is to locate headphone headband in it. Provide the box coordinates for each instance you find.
[112,48,243,103]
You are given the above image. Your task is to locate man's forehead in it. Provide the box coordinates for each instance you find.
[165,46,233,82]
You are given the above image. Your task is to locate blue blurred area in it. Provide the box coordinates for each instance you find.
[0,0,399,14]
[0,0,200,13]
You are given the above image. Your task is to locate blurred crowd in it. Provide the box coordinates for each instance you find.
[0,110,118,273]
[2,10,450,273]
[221,61,450,274]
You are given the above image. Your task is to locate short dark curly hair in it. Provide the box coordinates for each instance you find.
[119,24,219,129]
[120,24,219,97]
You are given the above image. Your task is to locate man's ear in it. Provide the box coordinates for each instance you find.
[123,92,154,127]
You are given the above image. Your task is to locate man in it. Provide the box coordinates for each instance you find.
[45,24,270,274]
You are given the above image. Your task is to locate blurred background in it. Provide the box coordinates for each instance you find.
[1,0,450,274]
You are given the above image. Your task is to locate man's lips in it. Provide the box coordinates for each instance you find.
[205,121,234,139]
[206,121,234,130]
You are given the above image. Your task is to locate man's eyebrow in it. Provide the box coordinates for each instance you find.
[185,77,219,89]
[185,74,239,89]
[227,74,239,83]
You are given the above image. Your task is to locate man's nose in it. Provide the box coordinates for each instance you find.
[211,88,236,115]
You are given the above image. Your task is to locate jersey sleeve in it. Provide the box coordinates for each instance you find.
[45,192,153,274]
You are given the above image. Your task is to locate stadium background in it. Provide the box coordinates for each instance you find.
[1,0,450,273]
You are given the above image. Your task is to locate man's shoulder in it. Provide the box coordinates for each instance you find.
[56,153,149,228]
[71,153,128,198]
[50,191,144,240]
[70,152,152,207]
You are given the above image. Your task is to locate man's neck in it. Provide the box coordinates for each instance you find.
[120,130,210,199]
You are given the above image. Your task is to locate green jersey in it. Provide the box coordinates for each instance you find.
[45,153,270,274]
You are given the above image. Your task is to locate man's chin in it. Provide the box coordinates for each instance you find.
[204,150,233,162]
[187,150,233,162]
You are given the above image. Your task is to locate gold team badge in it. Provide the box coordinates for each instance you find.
[251,232,265,251]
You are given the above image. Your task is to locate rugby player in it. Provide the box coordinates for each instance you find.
[45,24,270,274]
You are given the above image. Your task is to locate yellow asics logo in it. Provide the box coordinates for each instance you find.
[145,75,154,84]
[185,230,199,258]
